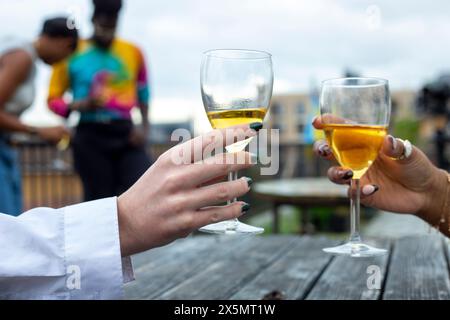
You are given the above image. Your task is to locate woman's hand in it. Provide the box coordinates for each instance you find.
[312,116,448,226]
[35,126,70,144]
[117,124,259,256]
[128,127,147,147]
[70,97,103,111]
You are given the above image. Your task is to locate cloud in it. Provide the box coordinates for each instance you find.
[1,0,450,125]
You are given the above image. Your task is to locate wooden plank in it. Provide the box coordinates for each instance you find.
[125,235,255,299]
[157,236,297,300]
[130,235,217,270]
[383,235,450,300]
[306,239,391,300]
[230,236,337,300]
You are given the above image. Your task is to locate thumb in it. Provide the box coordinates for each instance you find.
[311,116,324,130]
[381,135,415,163]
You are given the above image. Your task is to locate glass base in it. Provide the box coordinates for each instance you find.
[323,242,387,258]
[199,220,264,235]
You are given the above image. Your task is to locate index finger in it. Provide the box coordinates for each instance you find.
[171,122,262,164]
[187,151,255,187]
[312,114,350,130]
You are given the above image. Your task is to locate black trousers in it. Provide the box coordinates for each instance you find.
[72,121,151,201]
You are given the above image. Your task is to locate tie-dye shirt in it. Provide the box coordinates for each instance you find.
[48,38,149,122]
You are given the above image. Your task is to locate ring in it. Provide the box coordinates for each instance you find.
[396,139,412,160]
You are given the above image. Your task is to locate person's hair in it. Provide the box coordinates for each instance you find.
[93,0,123,18]
[41,17,78,50]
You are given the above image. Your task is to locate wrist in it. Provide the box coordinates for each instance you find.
[25,125,39,135]
[419,168,449,227]
[142,126,149,138]
[69,101,83,111]
[117,195,139,257]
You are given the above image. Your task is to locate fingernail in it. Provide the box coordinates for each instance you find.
[250,122,263,132]
[341,170,353,180]
[318,144,331,157]
[241,202,251,213]
[311,116,318,126]
[362,184,379,196]
[243,177,253,187]
[388,135,397,150]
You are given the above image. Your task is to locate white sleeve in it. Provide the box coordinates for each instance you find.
[0,197,134,299]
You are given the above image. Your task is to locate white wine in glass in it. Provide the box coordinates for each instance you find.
[207,108,268,153]
[323,124,387,179]
[320,77,390,257]
[199,49,273,235]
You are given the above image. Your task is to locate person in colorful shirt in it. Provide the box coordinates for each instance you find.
[48,0,151,201]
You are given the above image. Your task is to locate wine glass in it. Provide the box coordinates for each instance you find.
[320,77,390,257]
[199,49,273,235]
[52,131,71,171]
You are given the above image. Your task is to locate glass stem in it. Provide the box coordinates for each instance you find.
[227,170,239,228]
[349,178,362,243]
[232,171,238,202]
[227,171,234,205]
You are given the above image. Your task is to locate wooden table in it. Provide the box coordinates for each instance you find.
[253,178,349,233]
[125,234,450,300]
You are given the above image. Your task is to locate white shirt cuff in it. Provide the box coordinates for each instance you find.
[122,257,135,283]
[64,197,133,299]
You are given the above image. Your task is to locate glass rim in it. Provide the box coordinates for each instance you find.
[321,77,389,88]
[203,49,272,60]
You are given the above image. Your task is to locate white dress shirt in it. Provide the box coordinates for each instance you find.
[0,197,134,299]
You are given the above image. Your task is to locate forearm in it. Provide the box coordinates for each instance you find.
[0,110,35,134]
[139,102,149,131]
[117,195,135,257]
[418,168,450,237]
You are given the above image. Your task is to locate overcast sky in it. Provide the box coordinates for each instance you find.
[1,0,449,128]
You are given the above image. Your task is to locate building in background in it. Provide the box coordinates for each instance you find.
[267,93,315,145]
[148,121,193,144]
[391,90,417,119]
[265,90,321,178]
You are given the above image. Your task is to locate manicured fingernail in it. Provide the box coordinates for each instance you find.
[388,135,397,150]
[318,144,331,157]
[241,203,251,213]
[243,177,253,187]
[341,170,353,180]
[362,184,379,196]
[250,122,263,132]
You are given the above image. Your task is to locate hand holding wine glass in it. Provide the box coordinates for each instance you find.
[118,124,257,256]
[313,115,450,237]
[35,126,70,145]
[319,77,391,257]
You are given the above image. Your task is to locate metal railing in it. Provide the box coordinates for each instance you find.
[16,139,171,210]
[15,138,328,211]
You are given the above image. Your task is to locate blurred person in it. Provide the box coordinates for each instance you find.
[0,17,78,216]
[416,78,450,170]
[0,125,258,299]
[312,116,450,238]
[48,0,151,201]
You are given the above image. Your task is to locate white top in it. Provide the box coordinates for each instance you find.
[0,197,134,299]
[0,37,37,116]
